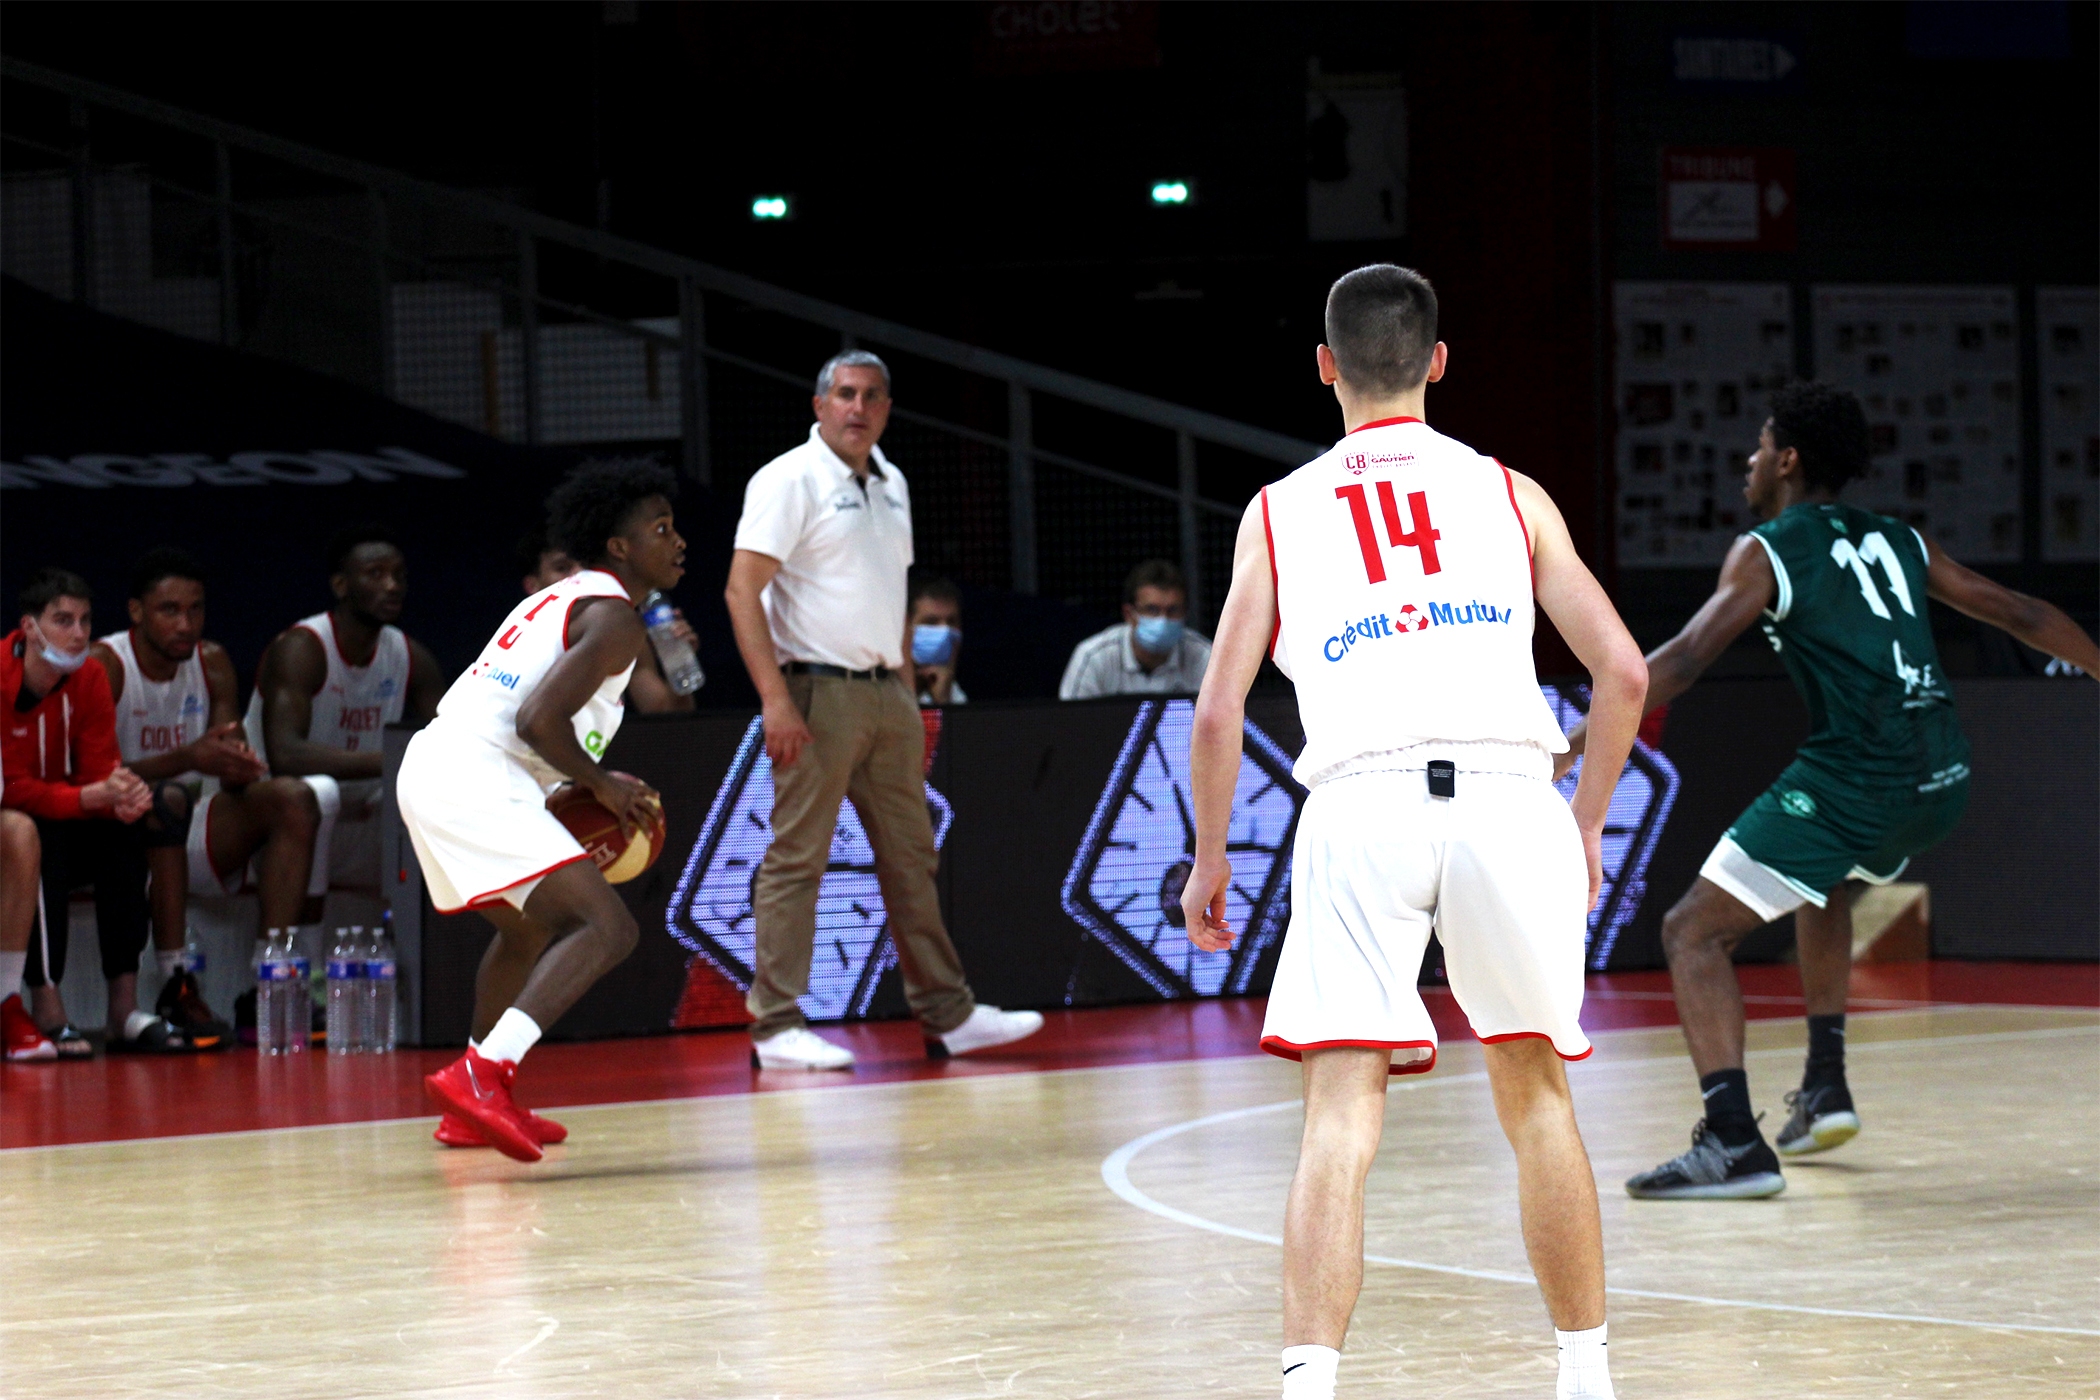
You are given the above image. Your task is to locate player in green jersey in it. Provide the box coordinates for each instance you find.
[1562,382,2099,1200]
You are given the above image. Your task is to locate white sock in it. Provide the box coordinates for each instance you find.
[156,947,185,977]
[1556,1323,1614,1400]
[0,950,25,1000]
[476,1008,542,1067]
[1280,1344,1338,1400]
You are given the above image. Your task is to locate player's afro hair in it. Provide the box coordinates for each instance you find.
[1768,381,1871,494]
[545,458,679,567]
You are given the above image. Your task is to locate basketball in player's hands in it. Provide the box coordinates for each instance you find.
[546,777,666,884]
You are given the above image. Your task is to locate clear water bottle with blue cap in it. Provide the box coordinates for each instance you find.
[326,927,365,1054]
[365,921,397,1053]
[639,590,704,695]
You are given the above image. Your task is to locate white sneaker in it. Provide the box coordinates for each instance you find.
[751,1027,856,1070]
[930,1004,1044,1058]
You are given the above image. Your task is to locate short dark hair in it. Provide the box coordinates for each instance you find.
[326,524,404,576]
[545,458,679,567]
[1324,264,1439,396]
[514,526,556,579]
[1768,381,1871,494]
[908,570,960,610]
[20,566,92,617]
[131,547,206,600]
[1123,558,1186,605]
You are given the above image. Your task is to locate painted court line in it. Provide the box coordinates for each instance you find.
[1099,1023,2100,1340]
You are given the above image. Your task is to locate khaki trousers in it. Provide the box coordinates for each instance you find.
[747,671,974,1039]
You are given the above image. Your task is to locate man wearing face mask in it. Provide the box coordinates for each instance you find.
[1058,559,1213,700]
[908,572,966,706]
[1,567,155,1057]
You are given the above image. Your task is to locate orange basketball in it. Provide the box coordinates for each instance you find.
[546,776,666,884]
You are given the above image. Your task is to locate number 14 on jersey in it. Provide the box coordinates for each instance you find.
[1336,482,1442,584]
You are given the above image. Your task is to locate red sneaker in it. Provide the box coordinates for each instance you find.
[2,994,55,1062]
[423,1049,542,1162]
[434,1103,568,1148]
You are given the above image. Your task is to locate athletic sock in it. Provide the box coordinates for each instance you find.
[0,950,25,1000]
[156,948,185,978]
[1804,1013,1847,1087]
[1699,1068,1759,1145]
[1279,1344,1338,1400]
[477,1008,542,1067]
[1555,1324,1614,1400]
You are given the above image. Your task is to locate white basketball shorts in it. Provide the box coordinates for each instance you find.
[396,728,590,915]
[1261,743,1593,1075]
[187,774,340,899]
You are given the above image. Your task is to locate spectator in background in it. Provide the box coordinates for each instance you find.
[516,526,578,595]
[908,570,966,706]
[1058,558,1213,699]
[516,522,697,714]
[1,809,54,1060]
[723,348,1042,1069]
[92,548,321,1049]
[1,568,158,1056]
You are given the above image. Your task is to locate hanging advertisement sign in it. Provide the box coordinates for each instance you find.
[1659,147,1796,252]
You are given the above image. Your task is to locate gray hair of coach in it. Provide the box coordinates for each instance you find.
[815,349,892,398]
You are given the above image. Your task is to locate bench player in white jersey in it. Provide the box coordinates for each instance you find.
[402,461,681,1163]
[91,549,326,1049]
[248,528,445,900]
[1184,266,1647,1400]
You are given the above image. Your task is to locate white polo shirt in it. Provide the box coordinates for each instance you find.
[735,424,914,671]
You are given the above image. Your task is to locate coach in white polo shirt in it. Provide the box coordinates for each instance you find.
[723,350,1044,1071]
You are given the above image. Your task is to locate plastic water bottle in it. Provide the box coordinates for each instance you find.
[640,590,705,695]
[281,935,311,1055]
[256,929,290,1055]
[326,928,366,1054]
[365,923,397,1053]
[181,924,205,976]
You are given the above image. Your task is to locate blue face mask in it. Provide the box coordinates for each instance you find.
[28,620,88,674]
[911,624,957,666]
[1133,615,1184,654]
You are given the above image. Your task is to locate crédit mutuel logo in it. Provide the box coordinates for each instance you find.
[1323,598,1516,663]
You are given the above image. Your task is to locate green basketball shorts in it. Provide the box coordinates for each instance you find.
[1698,763,1969,921]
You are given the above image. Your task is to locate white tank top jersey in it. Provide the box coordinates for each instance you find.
[1262,416,1569,787]
[243,611,411,760]
[428,568,637,790]
[100,628,213,773]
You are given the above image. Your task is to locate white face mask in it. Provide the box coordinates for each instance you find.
[26,618,89,674]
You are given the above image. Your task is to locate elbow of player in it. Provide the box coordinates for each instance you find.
[1603,649,1649,707]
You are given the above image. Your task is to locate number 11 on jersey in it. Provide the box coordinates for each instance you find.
[1336,482,1443,584]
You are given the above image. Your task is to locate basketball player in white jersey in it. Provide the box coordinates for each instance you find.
[91,549,330,1049]
[401,460,681,1162]
[248,528,445,899]
[1185,266,1647,1400]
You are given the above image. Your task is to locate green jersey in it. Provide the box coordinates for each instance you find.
[1747,501,1970,798]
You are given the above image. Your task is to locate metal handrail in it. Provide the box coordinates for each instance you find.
[0,56,1324,469]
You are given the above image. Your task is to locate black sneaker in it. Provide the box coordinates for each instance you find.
[1776,1081,1860,1157]
[156,969,233,1051]
[1625,1119,1786,1199]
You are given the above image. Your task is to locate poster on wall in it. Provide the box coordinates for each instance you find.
[2036,287,2099,562]
[1811,285,2022,562]
[1614,282,1793,568]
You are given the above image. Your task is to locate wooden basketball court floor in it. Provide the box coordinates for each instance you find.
[3,963,2095,1398]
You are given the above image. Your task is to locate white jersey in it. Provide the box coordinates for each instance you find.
[244,611,411,761]
[100,628,214,778]
[427,568,637,790]
[1263,416,1568,787]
